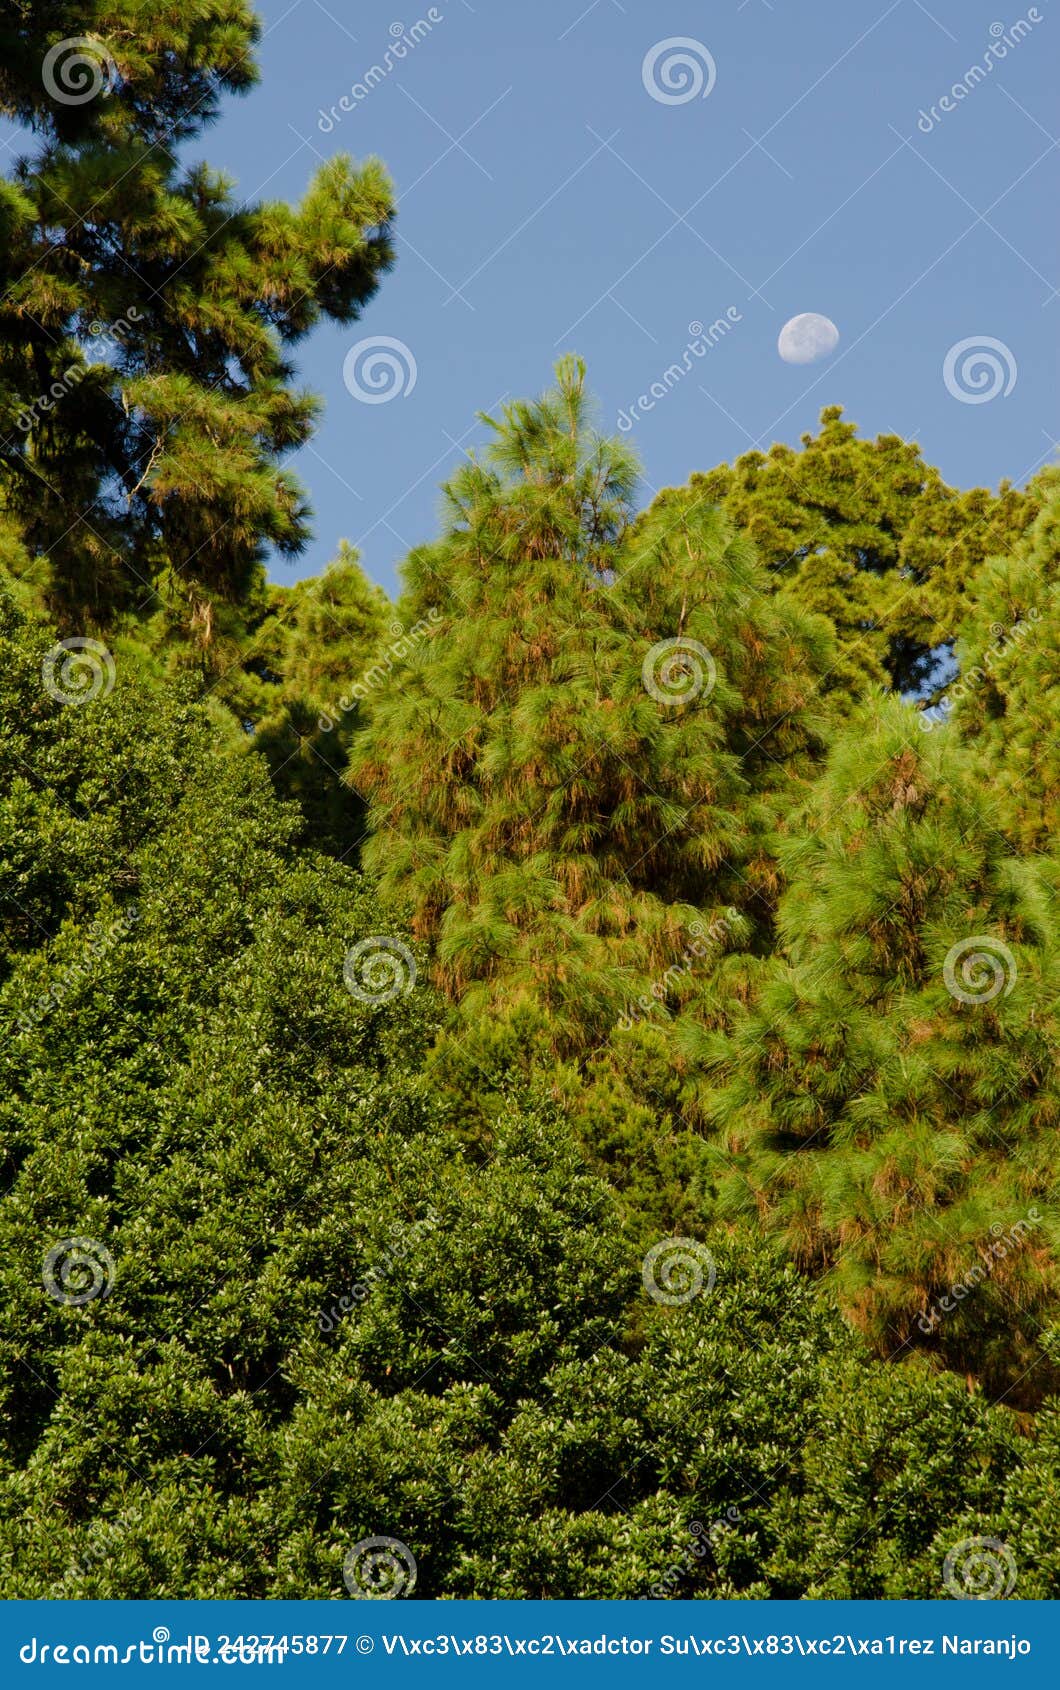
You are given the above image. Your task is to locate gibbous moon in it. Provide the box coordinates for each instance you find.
[778,313,840,365]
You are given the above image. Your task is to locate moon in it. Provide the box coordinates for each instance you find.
[778,313,840,365]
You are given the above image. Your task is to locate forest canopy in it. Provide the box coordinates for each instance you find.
[1,1,1058,1603]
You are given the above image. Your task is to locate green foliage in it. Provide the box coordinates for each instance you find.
[185,540,393,855]
[947,476,1060,851]
[0,5,262,144]
[0,23,1057,1590]
[0,2,394,631]
[668,406,1034,698]
[758,1355,1022,1599]
[354,358,831,1050]
[693,692,1060,1394]
[1,589,1059,1598]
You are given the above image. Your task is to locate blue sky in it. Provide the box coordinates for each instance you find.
[18,0,1060,596]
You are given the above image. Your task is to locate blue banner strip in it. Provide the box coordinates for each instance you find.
[2,1601,1057,1685]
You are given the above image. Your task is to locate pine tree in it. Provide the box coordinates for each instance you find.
[351,357,832,1054]
[0,4,261,143]
[236,542,392,853]
[946,475,1060,852]
[671,406,1034,699]
[2,485,1059,1600]
[689,692,1060,1396]
[0,3,394,631]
